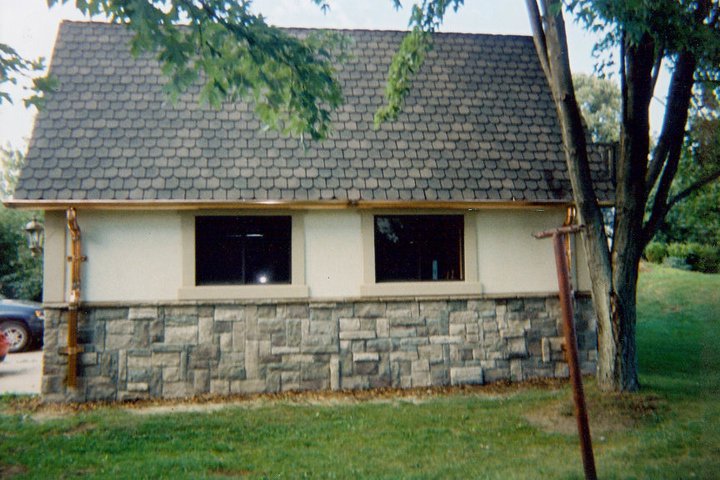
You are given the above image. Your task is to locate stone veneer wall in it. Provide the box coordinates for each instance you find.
[41,295,597,402]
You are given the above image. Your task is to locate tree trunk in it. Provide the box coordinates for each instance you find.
[529,1,648,392]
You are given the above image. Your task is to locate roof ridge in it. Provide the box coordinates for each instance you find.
[57,19,532,40]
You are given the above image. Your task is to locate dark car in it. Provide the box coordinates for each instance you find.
[0,298,44,353]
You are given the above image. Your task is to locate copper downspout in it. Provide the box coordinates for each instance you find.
[65,208,85,388]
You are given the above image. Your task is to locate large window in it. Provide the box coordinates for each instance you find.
[195,216,291,286]
[374,215,464,282]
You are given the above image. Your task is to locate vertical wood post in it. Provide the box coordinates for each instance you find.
[535,224,597,480]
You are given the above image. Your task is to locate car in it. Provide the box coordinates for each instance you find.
[0,331,9,362]
[0,297,44,353]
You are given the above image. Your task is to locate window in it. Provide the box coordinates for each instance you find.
[374,215,464,282]
[195,216,291,286]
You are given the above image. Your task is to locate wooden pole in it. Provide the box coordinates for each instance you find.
[535,224,597,480]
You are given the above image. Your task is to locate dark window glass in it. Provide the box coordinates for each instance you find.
[374,215,464,282]
[195,216,291,286]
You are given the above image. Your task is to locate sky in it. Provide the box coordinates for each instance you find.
[0,0,668,152]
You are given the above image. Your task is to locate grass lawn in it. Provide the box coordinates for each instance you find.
[1,264,718,479]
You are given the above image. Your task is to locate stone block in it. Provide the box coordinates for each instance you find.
[80,352,98,366]
[339,330,375,340]
[165,325,198,345]
[541,337,552,363]
[151,351,180,367]
[199,317,214,344]
[449,311,478,324]
[399,337,428,351]
[418,344,444,365]
[129,307,158,320]
[232,320,246,350]
[554,362,569,377]
[272,346,301,355]
[215,306,244,321]
[128,353,153,369]
[366,338,395,352]
[258,318,285,335]
[342,376,369,390]
[390,351,418,362]
[353,352,380,362]
[450,367,485,385]
[86,379,117,401]
[375,318,389,337]
[510,359,523,381]
[106,333,134,351]
[339,318,360,331]
[164,382,193,398]
[210,379,230,395]
[190,369,209,393]
[354,302,386,318]
[279,303,309,319]
[162,367,182,382]
[507,336,528,358]
[429,335,463,344]
[310,320,336,336]
[231,379,267,395]
[389,316,425,327]
[449,324,466,336]
[389,326,416,338]
[286,319,302,347]
[164,306,199,325]
[330,355,340,391]
[150,319,164,343]
[127,382,149,392]
[281,371,301,391]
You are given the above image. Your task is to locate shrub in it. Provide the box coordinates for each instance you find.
[644,242,668,264]
[663,256,691,270]
[686,244,720,274]
[661,242,720,273]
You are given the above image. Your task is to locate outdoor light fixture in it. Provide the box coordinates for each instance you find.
[23,216,44,257]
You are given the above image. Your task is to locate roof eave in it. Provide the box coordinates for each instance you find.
[3,198,613,211]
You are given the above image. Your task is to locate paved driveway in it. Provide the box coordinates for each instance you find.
[0,350,42,395]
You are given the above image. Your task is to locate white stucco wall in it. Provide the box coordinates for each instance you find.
[78,211,183,302]
[45,207,590,303]
[476,209,564,294]
[304,211,364,298]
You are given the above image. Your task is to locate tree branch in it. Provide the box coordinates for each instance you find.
[525,0,551,80]
[668,169,720,209]
[645,52,696,195]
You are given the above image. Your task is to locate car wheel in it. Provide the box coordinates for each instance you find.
[1,321,31,353]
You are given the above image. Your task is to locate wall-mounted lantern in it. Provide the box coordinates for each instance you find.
[24,216,44,257]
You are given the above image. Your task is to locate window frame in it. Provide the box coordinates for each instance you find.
[360,211,482,297]
[178,211,308,300]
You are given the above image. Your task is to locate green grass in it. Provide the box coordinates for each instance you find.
[1,264,718,479]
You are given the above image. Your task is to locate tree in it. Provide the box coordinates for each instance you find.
[659,103,720,246]
[381,0,720,391]
[0,147,42,301]
[3,0,719,392]
[573,73,621,143]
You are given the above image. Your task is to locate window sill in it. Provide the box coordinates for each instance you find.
[360,282,483,297]
[178,284,310,301]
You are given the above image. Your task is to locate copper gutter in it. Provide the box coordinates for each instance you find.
[65,207,85,389]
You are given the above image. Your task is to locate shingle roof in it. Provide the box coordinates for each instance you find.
[12,21,613,204]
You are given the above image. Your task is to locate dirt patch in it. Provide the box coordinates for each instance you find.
[0,464,28,479]
[2,377,569,419]
[525,391,664,436]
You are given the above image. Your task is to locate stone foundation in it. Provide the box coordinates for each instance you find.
[41,295,597,402]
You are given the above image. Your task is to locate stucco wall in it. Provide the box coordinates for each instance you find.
[304,211,364,298]
[43,207,590,304]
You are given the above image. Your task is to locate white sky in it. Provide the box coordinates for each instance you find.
[0,0,668,152]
